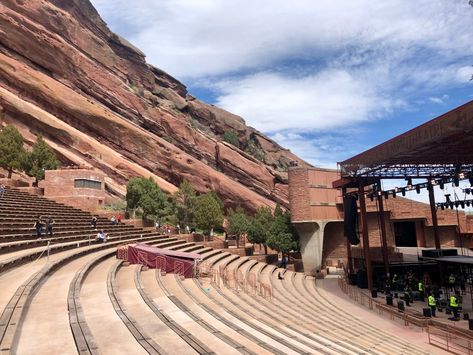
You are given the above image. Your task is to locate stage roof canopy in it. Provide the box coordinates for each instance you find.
[338,100,473,180]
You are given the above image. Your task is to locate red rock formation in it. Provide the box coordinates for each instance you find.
[0,0,309,211]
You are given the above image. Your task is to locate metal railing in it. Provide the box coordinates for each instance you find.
[210,267,272,300]
[427,326,473,354]
[338,275,429,328]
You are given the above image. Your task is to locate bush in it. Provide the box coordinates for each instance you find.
[223,130,239,147]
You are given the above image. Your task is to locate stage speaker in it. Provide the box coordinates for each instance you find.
[348,273,357,285]
[397,300,405,311]
[423,308,432,317]
[343,195,360,245]
[357,270,368,289]
[371,290,377,298]
[469,319,473,331]
[386,295,393,306]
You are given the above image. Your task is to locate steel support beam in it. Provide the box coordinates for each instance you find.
[358,183,373,291]
[428,183,441,250]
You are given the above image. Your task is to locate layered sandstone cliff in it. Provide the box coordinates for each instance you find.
[0,0,309,211]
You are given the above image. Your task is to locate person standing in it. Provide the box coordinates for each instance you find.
[418,280,425,302]
[0,184,5,198]
[45,216,55,238]
[33,216,44,239]
[428,293,436,317]
[448,274,456,292]
[450,293,459,320]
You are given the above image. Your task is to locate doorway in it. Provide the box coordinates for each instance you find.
[393,221,417,247]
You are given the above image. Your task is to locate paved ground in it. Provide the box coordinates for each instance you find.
[318,277,451,354]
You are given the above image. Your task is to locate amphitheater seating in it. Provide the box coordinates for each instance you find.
[0,187,435,354]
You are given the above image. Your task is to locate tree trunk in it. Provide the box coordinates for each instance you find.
[264,244,268,255]
[7,169,12,179]
[236,234,240,248]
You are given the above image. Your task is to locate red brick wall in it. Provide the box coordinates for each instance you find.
[288,167,311,221]
[40,169,106,212]
[289,167,342,222]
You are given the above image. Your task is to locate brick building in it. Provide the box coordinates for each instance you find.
[288,166,473,276]
[40,168,106,212]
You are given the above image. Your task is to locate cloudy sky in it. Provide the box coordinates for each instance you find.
[91,0,473,169]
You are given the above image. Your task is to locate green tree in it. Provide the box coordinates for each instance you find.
[24,135,59,183]
[174,180,197,228]
[247,206,273,254]
[193,192,224,235]
[0,125,26,178]
[267,208,299,254]
[227,207,251,248]
[223,130,240,148]
[126,177,170,220]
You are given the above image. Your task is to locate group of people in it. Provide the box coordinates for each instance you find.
[388,271,463,320]
[33,216,55,239]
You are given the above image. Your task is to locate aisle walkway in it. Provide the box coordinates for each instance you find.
[318,278,449,354]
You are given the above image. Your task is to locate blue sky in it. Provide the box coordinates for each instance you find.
[91,0,473,169]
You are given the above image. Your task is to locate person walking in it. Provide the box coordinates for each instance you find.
[91,216,97,230]
[45,216,55,238]
[428,293,436,317]
[281,255,287,269]
[450,293,459,320]
[33,216,44,239]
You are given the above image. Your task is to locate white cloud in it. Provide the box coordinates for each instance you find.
[91,0,473,79]
[212,70,393,133]
[428,94,449,104]
[456,66,473,83]
[90,0,473,166]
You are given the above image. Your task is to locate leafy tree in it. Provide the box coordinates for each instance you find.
[24,135,59,183]
[227,207,251,248]
[174,180,197,228]
[193,192,224,235]
[208,190,224,210]
[0,125,26,178]
[267,208,299,254]
[247,207,273,254]
[126,177,170,220]
[223,130,240,148]
[266,232,298,254]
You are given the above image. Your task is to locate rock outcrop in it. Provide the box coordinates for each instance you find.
[0,0,309,211]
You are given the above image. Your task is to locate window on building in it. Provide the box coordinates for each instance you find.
[74,178,102,190]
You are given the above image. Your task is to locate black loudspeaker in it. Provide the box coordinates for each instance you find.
[386,295,393,306]
[423,308,432,317]
[357,270,368,289]
[371,290,377,298]
[469,319,473,331]
[348,273,357,285]
[398,300,405,311]
[343,195,360,245]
